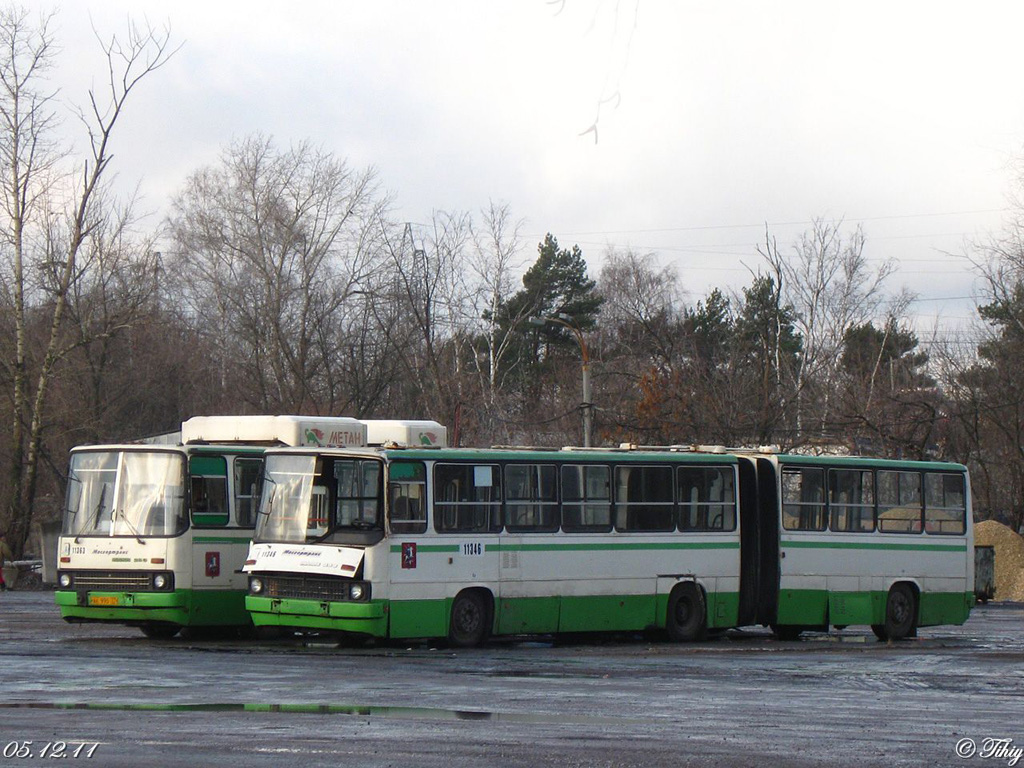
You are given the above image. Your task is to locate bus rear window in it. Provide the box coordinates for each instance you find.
[924,472,966,535]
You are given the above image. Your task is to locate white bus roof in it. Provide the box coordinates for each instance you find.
[362,420,447,447]
[181,415,367,448]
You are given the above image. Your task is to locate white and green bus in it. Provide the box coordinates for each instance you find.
[55,415,367,638]
[243,444,973,645]
[747,453,974,641]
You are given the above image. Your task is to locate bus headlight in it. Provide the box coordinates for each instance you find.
[151,572,173,591]
[349,583,368,601]
[250,577,264,595]
[58,572,72,589]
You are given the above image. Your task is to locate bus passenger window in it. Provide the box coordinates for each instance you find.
[433,463,502,533]
[561,465,612,532]
[615,465,674,532]
[389,461,427,534]
[877,471,922,533]
[828,469,875,532]
[781,467,826,531]
[677,466,736,531]
[505,464,558,532]
[924,472,966,535]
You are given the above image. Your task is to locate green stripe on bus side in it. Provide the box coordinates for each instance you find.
[389,541,739,554]
[781,540,967,552]
[492,541,739,553]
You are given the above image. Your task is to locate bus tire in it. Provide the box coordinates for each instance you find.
[876,583,917,641]
[448,590,491,648]
[771,625,802,641]
[666,583,707,642]
[140,623,180,640]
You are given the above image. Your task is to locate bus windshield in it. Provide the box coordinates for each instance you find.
[64,450,187,538]
[254,454,383,543]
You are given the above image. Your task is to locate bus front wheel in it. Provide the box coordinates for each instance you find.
[666,583,707,642]
[448,590,491,648]
[872,583,917,641]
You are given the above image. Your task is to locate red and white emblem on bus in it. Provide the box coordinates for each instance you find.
[205,551,220,577]
[401,542,417,569]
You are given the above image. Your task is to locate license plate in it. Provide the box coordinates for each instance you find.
[88,596,119,606]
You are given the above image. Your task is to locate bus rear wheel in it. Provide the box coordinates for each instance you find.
[448,590,491,648]
[872,583,917,641]
[666,583,707,642]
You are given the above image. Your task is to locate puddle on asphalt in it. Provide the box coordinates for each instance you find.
[0,701,638,727]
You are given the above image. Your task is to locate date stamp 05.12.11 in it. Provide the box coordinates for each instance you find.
[3,742,99,760]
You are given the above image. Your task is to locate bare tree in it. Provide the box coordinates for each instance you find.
[369,213,472,429]
[464,201,525,441]
[167,135,385,414]
[0,8,175,555]
[760,218,896,444]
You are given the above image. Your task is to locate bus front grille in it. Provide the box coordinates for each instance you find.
[70,572,154,590]
[262,574,350,601]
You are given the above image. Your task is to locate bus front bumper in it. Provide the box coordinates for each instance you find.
[55,589,189,625]
[245,595,387,636]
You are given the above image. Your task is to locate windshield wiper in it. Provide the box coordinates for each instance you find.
[75,485,106,544]
[116,508,146,545]
[257,480,276,518]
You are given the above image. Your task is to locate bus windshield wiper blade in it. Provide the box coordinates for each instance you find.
[116,508,146,544]
[76,485,106,544]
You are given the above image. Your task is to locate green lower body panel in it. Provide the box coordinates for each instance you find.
[247,590,740,639]
[775,588,973,628]
[918,591,973,627]
[55,589,250,628]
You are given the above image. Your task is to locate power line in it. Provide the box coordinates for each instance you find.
[524,208,1009,240]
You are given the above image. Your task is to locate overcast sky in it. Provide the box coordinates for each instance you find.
[42,1,1024,343]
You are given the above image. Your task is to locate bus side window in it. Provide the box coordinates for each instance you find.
[615,465,674,532]
[924,472,966,535]
[878,470,922,533]
[781,467,826,531]
[389,461,427,534]
[233,458,263,528]
[561,465,612,532]
[677,466,736,531]
[434,463,502,533]
[190,456,229,527]
[505,464,558,532]
[828,469,875,532]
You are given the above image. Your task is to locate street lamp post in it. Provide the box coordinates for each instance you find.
[529,313,592,447]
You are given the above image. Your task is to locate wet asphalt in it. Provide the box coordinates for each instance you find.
[1,591,1022,767]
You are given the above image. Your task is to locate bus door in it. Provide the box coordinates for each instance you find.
[736,458,760,627]
[189,456,235,593]
[755,457,781,626]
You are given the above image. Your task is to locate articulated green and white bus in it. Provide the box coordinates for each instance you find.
[747,453,973,640]
[55,415,367,638]
[242,444,973,645]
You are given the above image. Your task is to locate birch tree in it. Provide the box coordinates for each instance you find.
[0,7,175,556]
